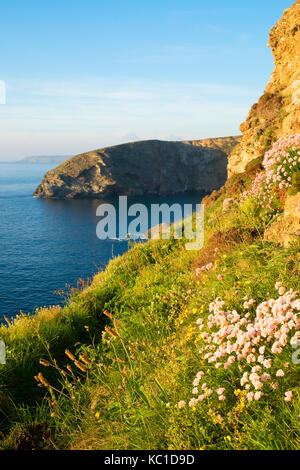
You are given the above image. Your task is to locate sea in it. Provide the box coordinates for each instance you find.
[0,162,205,321]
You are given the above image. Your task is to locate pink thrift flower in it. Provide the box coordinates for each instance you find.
[284,391,293,402]
[189,398,198,408]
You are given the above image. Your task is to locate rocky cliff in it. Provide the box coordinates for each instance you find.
[33,137,241,199]
[228,0,300,176]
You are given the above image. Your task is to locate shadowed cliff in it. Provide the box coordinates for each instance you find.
[33,137,241,199]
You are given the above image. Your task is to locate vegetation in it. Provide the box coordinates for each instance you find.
[0,137,299,450]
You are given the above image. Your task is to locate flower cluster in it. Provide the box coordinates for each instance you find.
[223,198,236,213]
[246,134,300,219]
[179,283,299,409]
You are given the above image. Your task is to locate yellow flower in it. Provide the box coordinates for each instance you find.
[234,389,241,396]
[224,435,232,442]
[95,411,100,419]
[192,308,197,314]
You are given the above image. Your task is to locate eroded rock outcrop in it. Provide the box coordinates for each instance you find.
[264,192,300,246]
[228,0,300,176]
[33,137,241,199]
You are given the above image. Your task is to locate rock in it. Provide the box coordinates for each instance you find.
[228,1,300,176]
[264,192,300,247]
[33,137,241,199]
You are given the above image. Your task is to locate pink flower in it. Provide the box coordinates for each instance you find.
[178,400,186,409]
[284,391,293,402]
[276,369,285,377]
[189,398,198,407]
[218,395,226,401]
[217,274,224,281]
[254,392,263,401]
[263,359,272,369]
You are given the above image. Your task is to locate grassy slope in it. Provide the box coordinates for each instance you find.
[0,171,299,450]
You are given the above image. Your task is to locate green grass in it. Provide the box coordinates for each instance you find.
[0,178,299,450]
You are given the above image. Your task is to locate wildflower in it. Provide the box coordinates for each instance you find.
[178,400,186,409]
[74,360,88,372]
[95,411,100,419]
[189,398,198,408]
[65,349,76,361]
[284,391,293,402]
[103,310,113,319]
[105,327,118,338]
[36,372,50,388]
[39,359,50,367]
[276,369,285,377]
[263,359,272,369]
[254,392,263,401]
[79,354,92,365]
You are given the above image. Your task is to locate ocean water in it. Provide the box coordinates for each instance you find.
[0,162,205,321]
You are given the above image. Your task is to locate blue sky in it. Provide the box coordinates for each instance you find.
[0,0,294,160]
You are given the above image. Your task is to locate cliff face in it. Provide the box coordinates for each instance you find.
[228,0,300,175]
[33,137,241,199]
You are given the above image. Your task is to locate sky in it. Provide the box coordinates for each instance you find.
[0,0,295,161]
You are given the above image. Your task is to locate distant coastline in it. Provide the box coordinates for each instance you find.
[0,155,71,164]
